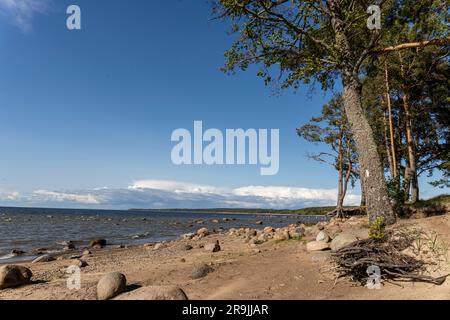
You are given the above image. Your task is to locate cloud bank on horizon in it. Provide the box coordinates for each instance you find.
[0,179,361,209]
[0,0,50,32]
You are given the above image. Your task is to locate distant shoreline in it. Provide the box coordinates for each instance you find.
[0,205,340,216]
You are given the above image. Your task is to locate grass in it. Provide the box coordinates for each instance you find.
[414,194,450,207]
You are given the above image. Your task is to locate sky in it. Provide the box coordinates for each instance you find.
[0,0,446,209]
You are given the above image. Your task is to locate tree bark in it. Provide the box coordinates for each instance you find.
[402,93,418,203]
[342,77,396,225]
[328,0,396,225]
[360,177,366,208]
[384,61,398,178]
[382,103,395,179]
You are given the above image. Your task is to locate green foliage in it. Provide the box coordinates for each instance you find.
[368,217,385,241]
[386,178,407,205]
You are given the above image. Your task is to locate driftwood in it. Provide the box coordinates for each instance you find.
[332,230,449,285]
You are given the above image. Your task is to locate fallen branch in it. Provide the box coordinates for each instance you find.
[332,230,449,286]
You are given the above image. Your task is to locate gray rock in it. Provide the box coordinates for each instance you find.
[90,239,106,248]
[316,231,330,243]
[69,259,88,268]
[306,241,330,252]
[10,250,25,256]
[330,233,358,251]
[196,228,209,237]
[273,231,290,241]
[32,254,56,263]
[115,285,188,300]
[182,233,195,240]
[0,265,33,290]
[204,241,221,253]
[183,244,193,251]
[191,264,214,279]
[97,272,127,300]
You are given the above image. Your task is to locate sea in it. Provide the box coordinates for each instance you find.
[0,206,328,263]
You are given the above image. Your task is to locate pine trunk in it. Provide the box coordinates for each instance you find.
[342,77,396,225]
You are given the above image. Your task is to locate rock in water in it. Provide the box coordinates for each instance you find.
[316,231,330,243]
[90,239,107,248]
[0,265,33,290]
[97,272,127,300]
[115,286,188,300]
[32,254,56,263]
[191,264,214,279]
[330,233,358,251]
[255,221,264,225]
[306,241,330,252]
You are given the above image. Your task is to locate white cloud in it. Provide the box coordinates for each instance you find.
[32,190,101,205]
[6,191,21,201]
[0,0,50,32]
[130,179,226,194]
[0,179,360,209]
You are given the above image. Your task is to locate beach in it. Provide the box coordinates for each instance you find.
[1,210,449,300]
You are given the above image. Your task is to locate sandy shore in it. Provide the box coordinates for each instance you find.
[1,213,450,300]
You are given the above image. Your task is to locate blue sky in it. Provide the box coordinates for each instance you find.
[0,0,445,209]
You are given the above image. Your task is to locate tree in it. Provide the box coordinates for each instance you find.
[297,95,359,215]
[212,0,449,224]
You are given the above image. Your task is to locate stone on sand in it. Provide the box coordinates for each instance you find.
[32,254,56,263]
[191,264,214,279]
[97,272,127,300]
[196,228,209,237]
[316,231,330,243]
[115,285,188,300]
[306,241,330,252]
[204,240,221,253]
[330,233,358,251]
[0,265,33,290]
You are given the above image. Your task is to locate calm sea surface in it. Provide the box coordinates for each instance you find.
[0,207,328,263]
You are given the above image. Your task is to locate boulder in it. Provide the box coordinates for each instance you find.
[0,265,33,290]
[115,285,188,300]
[10,249,25,256]
[183,244,193,251]
[330,233,358,251]
[97,272,127,300]
[263,227,275,234]
[191,264,214,279]
[32,254,56,263]
[196,228,209,237]
[204,241,221,253]
[255,221,264,225]
[306,241,330,252]
[316,231,330,243]
[90,239,106,248]
[182,233,195,240]
[289,226,305,238]
[69,259,88,268]
[273,230,290,241]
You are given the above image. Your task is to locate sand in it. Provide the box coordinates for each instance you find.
[0,213,449,300]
